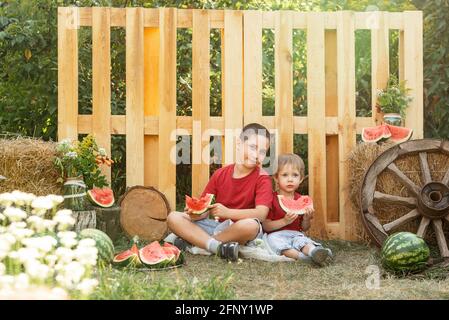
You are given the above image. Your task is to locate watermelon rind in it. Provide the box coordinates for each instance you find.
[186,193,215,215]
[381,232,430,274]
[79,228,115,264]
[87,187,115,208]
[386,125,413,143]
[277,195,313,215]
[113,244,142,268]
[361,125,391,143]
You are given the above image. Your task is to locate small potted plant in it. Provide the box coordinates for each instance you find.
[376,75,413,126]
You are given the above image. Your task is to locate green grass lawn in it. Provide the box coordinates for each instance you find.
[91,240,449,300]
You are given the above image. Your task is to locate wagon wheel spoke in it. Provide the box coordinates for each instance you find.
[443,167,449,186]
[387,163,420,196]
[373,191,417,208]
[383,209,420,233]
[432,219,449,258]
[416,216,430,238]
[419,152,432,184]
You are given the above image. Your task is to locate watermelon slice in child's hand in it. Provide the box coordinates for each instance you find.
[185,193,215,215]
[278,195,314,215]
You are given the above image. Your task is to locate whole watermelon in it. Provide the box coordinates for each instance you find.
[79,228,115,265]
[381,232,430,273]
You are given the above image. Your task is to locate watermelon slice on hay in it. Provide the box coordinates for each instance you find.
[185,193,215,215]
[361,124,413,144]
[278,195,314,215]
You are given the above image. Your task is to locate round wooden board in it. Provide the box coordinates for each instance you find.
[119,186,170,242]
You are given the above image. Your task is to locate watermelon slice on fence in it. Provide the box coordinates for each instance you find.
[113,244,142,268]
[87,187,115,208]
[185,193,214,215]
[361,124,413,144]
[278,195,314,215]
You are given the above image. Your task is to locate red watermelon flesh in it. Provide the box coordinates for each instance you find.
[87,187,115,208]
[278,195,314,215]
[163,242,181,260]
[185,193,214,215]
[139,241,171,266]
[362,124,412,143]
[113,244,142,267]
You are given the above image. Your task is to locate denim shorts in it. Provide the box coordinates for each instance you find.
[267,230,321,256]
[194,218,263,243]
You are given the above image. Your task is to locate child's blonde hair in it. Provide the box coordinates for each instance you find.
[274,153,305,179]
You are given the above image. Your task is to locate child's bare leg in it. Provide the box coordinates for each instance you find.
[213,219,260,245]
[301,243,316,256]
[281,249,301,260]
[167,211,211,249]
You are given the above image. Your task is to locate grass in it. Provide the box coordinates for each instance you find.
[91,240,449,300]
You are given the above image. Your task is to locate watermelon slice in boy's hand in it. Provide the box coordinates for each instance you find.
[278,195,314,215]
[185,193,215,215]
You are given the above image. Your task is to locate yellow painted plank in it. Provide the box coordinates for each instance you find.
[403,11,423,139]
[325,30,340,231]
[306,12,328,239]
[192,9,210,197]
[275,10,293,155]
[371,11,389,126]
[58,7,79,142]
[126,8,145,187]
[337,11,357,240]
[158,8,177,209]
[92,7,111,182]
[144,27,160,188]
[243,10,263,126]
[223,10,243,165]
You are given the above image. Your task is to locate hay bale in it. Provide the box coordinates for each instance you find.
[348,141,449,245]
[0,137,61,195]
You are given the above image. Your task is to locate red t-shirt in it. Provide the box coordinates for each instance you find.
[266,191,303,233]
[201,164,273,222]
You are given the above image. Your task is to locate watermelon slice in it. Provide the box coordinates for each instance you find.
[362,124,413,144]
[278,195,314,215]
[87,187,115,208]
[113,244,142,268]
[185,193,214,215]
[139,241,171,267]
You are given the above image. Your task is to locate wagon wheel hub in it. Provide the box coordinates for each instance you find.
[360,139,449,259]
[418,182,449,219]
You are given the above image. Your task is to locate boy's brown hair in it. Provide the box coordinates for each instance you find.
[240,123,271,142]
[274,153,305,179]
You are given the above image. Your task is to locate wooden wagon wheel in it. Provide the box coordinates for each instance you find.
[360,139,449,259]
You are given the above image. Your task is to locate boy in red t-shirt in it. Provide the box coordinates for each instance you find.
[167,123,273,261]
[263,154,333,266]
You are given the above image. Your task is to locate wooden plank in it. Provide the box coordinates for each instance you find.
[403,11,424,139]
[192,10,210,197]
[325,29,340,228]
[337,11,357,240]
[158,8,177,208]
[399,29,404,82]
[223,10,243,165]
[306,12,327,239]
[419,152,432,184]
[371,11,389,126]
[126,8,145,187]
[243,10,263,125]
[275,10,293,155]
[58,7,79,142]
[144,27,160,188]
[92,7,111,182]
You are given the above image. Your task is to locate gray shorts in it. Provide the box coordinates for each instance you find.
[267,230,321,256]
[194,218,263,244]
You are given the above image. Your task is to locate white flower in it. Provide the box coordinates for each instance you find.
[11,191,36,206]
[60,236,78,249]
[14,273,29,290]
[77,238,96,248]
[24,260,51,281]
[22,236,57,254]
[32,197,55,211]
[8,221,27,229]
[16,247,41,263]
[55,247,74,264]
[43,219,57,232]
[47,195,64,206]
[57,231,77,239]
[3,207,27,222]
[0,233,16,245]
[0,213,6,222]
[0,275,14,289]
[9,227,34,240]
[0,263,5,276]
[0,193,17,206]
[63,261,86,285]
[74,246,98,266]
[65,151,78,158]
[44,255,58,267]
[76,278,98,296]
[50,287,69,300]
[26,216,46,233]
[54,210,75,230]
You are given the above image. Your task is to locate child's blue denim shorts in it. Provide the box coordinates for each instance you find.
[267,230,321,255]
[193,218,263,244]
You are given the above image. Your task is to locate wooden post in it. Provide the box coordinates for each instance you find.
[192,9,211,197]
[58,7,79,142]
[307,12,328,239]
[92,7,112,182]
[126,8,145,187]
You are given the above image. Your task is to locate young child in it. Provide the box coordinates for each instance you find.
[262,153,333,266]
[167,123,273,261]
